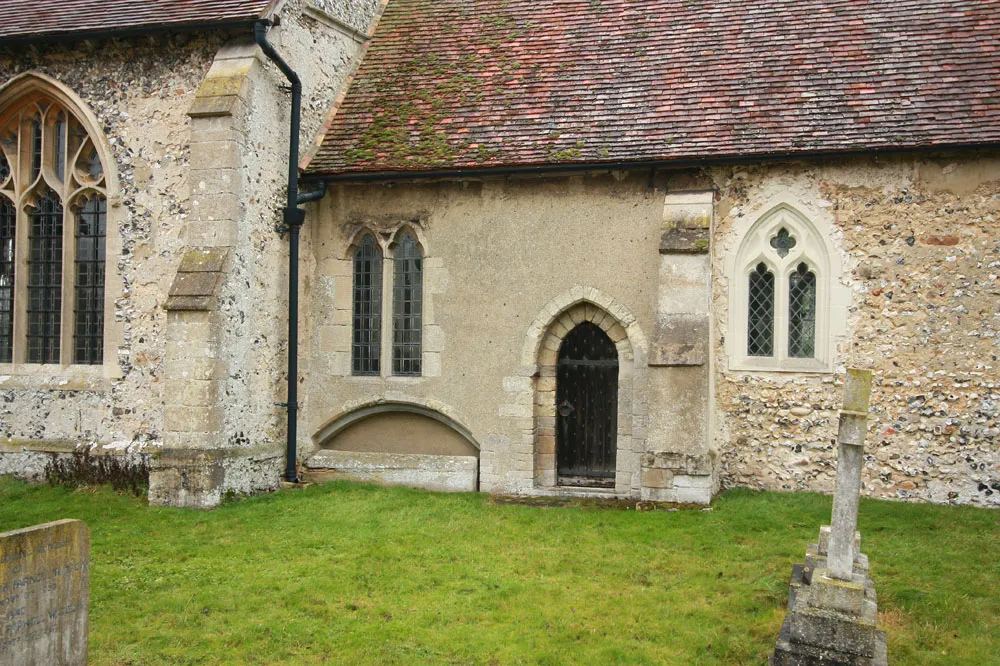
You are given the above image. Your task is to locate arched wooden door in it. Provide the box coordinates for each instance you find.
[556,322,618,487]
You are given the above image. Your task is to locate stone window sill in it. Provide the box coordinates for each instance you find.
[728,356,832,374]
[0,364,119,391]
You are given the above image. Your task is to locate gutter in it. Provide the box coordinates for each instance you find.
[0,20,261,48]
[253,19,325,483]
[300,141,1000,184]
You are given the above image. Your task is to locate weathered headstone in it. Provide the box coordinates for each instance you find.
[771,369,888,666]
[1,520,89,666]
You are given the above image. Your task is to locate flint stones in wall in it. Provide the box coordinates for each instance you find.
[1,520,89,666]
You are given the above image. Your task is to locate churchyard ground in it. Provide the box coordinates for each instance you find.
[1,478,997,665]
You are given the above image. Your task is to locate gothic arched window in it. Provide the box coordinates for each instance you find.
[391,231,422,376]
[0,86,108,365]
[351,233,382,375]
[728,205,842,372]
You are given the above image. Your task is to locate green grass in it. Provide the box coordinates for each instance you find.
[2,480,998,665]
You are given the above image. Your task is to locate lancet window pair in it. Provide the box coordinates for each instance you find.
[728,203,837,373]
[0,94,107,365]
[352,231,422,376]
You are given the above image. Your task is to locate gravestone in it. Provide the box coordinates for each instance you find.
[1,520,89,666]
[771,370,888,666]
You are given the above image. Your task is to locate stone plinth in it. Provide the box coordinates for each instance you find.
[0,520,89,666]
[304,450,479,493]
[771,532,887,666]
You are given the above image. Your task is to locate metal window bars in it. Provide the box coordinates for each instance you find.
[392,232,422,376]
[0,198,14,362]
[73,196,106,364]
[26,189,62,364]
[351,234,382,375]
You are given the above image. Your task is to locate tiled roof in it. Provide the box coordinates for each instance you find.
[306,0,1000,176]
[0,0,278,43]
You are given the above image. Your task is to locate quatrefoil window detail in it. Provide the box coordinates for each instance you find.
[769,227,796,258]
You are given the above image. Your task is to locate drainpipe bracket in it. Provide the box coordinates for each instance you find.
[283,206,306,227]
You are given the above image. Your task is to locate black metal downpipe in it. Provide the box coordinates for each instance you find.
[254,20,324,483]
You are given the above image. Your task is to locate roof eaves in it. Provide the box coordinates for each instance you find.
[0,20,259,46]
[0,0,283,47]
[301,141,1000,183]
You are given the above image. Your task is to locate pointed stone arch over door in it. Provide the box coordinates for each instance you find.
[495,286,648,497]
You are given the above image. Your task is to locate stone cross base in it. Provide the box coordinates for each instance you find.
[770,528,888,666]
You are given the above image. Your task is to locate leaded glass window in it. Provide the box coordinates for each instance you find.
[0,87,108,366]
[747,262,774,357]
[0,198,14,362]
[392,232,422,376]
[352,234,382,375]
[788,262,816,358]
[29,115,42,182]
[74,196,106,364]
[27,189,62,364]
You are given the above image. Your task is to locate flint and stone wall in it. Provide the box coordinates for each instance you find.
[0,0,380,507]
[308,149,1000,507]
[0,33,223,478]
[709,151,1000,507]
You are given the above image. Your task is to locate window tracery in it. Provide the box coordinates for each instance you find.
[0,87,108,366]
[728,204,837,372]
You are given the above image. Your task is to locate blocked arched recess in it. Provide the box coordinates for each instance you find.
[313,398,481,457]
[520,286,649,495]
[0,71,124,373]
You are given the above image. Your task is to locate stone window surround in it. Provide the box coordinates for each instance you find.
[726,202,845,373]
[0,73,123,389]
[503,286,648,497]
[336,221,439,380]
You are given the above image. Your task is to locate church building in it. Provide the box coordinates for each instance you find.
[1,0,998,508]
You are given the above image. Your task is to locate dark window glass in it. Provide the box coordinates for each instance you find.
[0,151,10,183]
[29,116,42,182]
[73,196,106,364]
[0,197,15,362]
[27,189,62,364]
[53,112,66,181]
[392,232,422,376]
[747,262,774,357]
[351,234,382,375]
[788,262,817,358]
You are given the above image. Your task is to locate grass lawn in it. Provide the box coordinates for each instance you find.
[1,479,998,665]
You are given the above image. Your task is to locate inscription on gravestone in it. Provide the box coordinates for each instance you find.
[0,519,89,666]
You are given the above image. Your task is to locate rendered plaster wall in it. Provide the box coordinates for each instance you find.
[707,150,1000,507]
[0,34,224,465]
[305,174,662,495]
[321,412,479,456]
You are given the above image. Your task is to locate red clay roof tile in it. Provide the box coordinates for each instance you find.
[306,0,1000,176]
[0,0,277,42]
